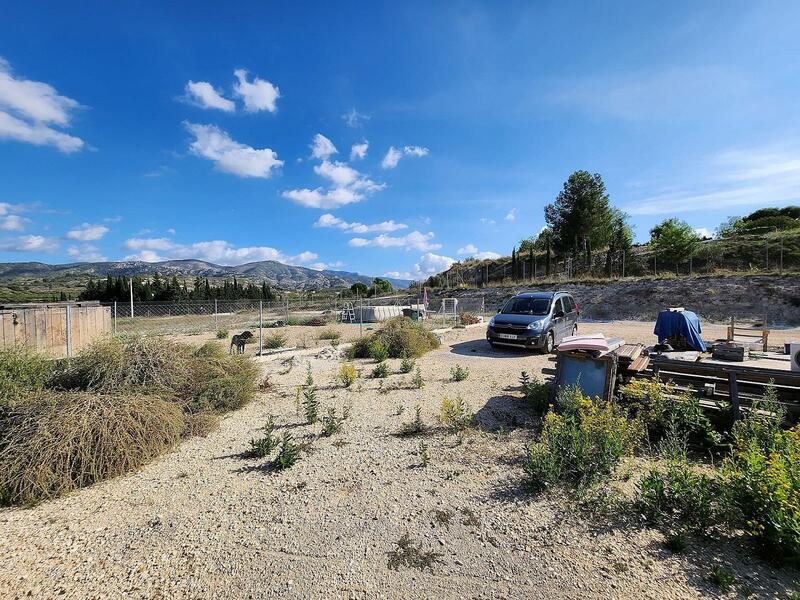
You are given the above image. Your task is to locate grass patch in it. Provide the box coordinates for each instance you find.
[263,332,288,350]
[216,329,229,339]
[0,347,53,409]
[318,328,341,341]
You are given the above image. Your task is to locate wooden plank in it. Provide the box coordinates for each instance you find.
[729,372,740,420]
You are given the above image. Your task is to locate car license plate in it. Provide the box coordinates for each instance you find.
[496,333,517,340]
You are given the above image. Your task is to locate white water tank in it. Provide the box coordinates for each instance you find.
[791,342,800,373]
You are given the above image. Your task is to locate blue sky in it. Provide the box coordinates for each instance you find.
[1,2,799,280]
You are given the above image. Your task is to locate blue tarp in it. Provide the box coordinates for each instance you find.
[654,310,706,352]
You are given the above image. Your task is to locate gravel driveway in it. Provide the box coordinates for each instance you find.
[2,321,798,599]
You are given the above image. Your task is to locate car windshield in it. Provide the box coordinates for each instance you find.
[500,297,550,316]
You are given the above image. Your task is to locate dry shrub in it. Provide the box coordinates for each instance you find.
[0,347,54,409]
[350,317,439,359]
[0,391,184,505]
[183,412,219,438]
[459,312,480,325]
[56,336,189,393]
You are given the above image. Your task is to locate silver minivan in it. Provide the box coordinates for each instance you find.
[486,291,579,353]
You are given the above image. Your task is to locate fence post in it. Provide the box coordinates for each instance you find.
[259,300,263,356]
[285,298,289,324]
[113,301,117,335]
[65,305,72,360]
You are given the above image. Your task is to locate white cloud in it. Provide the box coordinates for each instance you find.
[282,187,363,209]
[184,80,235,112]
[480,217,496,226]
[694,227,713,239]
[122,237,320,267]
[65,222,109,241]
[67,244,106,262]
[0,234,58,252]
[350,141,368,160]
[0,58,84,153]
[284,141,384,209]
[381,146,403,169]
[414,252,455,276]
[185,122,282,178]
[66,223,109,241]
[314,213,407,233]
[348,230,440,252]
[233,69,279,113]
[310,133,337,160]
[457,243,500,259]
[381,145,429,169]
[0,214,27,231]
[310,260,344,271]
[625,145,800,215]
[505,208,517,221]
[342,108,369,128]
[166,228,176,235]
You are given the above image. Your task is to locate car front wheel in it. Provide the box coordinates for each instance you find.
[542,332,554,354]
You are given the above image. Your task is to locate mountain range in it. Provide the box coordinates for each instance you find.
[0,259,412,290]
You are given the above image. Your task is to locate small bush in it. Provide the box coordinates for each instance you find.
[0,347,53,408]
[399,354,415,374]
[459,312,480,325]
[248,415,278,457]
[303,365,319,424]
[709,565,736,592]
[216,329,229,339]
[337,362,357,387]
[418,441,430,467]
[523,387,642,492]
[636,462,721,535]
[722,416,800,561]
[274,432,299,470]
[263,333,288,350]
[519,371,550,414]
[350,317,439,359]
[303,315,329,327]
[0,392,184,505]
[371,361,390,379]
[183,412,219,437]
[412,366,425,389]
[318,328,341,341]
[620,378,720,450]
[369,338,389,362]
[400,406,425,436]
[439,396,475,433]
[450,364,470,382]
[387,533,443,572]
[321,407,347,437]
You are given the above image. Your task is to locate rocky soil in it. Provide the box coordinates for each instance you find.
[444,275,800,325]
[2,322,799,599]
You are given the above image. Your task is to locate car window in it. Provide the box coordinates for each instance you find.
[554,298,565,314]
[564,296,575,312]
[500,297,551,315]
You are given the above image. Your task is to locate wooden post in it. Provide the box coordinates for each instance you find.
[728,372,740,421]
[728,316,735,342]
[762,314,768,352]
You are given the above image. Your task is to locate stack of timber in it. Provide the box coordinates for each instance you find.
[615,343,649,373]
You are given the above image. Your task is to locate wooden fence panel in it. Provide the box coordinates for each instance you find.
[0,305,110,358]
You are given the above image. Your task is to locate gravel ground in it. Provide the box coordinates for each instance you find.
[2,321,799,599]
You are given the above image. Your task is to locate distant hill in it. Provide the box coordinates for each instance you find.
[0,259,412,291]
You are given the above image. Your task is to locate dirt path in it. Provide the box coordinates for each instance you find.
[2,322,798,599]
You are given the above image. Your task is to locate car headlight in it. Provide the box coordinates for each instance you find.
[527,321,543,330]
[488,317,495,327]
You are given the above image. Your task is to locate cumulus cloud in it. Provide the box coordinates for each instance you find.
[457,243,501,259]
[694,227,713,239]
[314,213,406,234]
[310,260,344,271]
[184,80,235,112]
[185,122,282,178]
[67,244,107,262]
[0,234,58,252]
[0,58,84,153]
[284,136,384,209]
[122,237,320,267]
[350,141,368,161]
[380,145,429,169]
[342,108,369,128]
[65,222,109,241]
[348,230,440,252]
[233,69,280,113]
[415,252,455,275]
[310,133,338,160]
[0,203,29,231]
[505,208,516,221]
